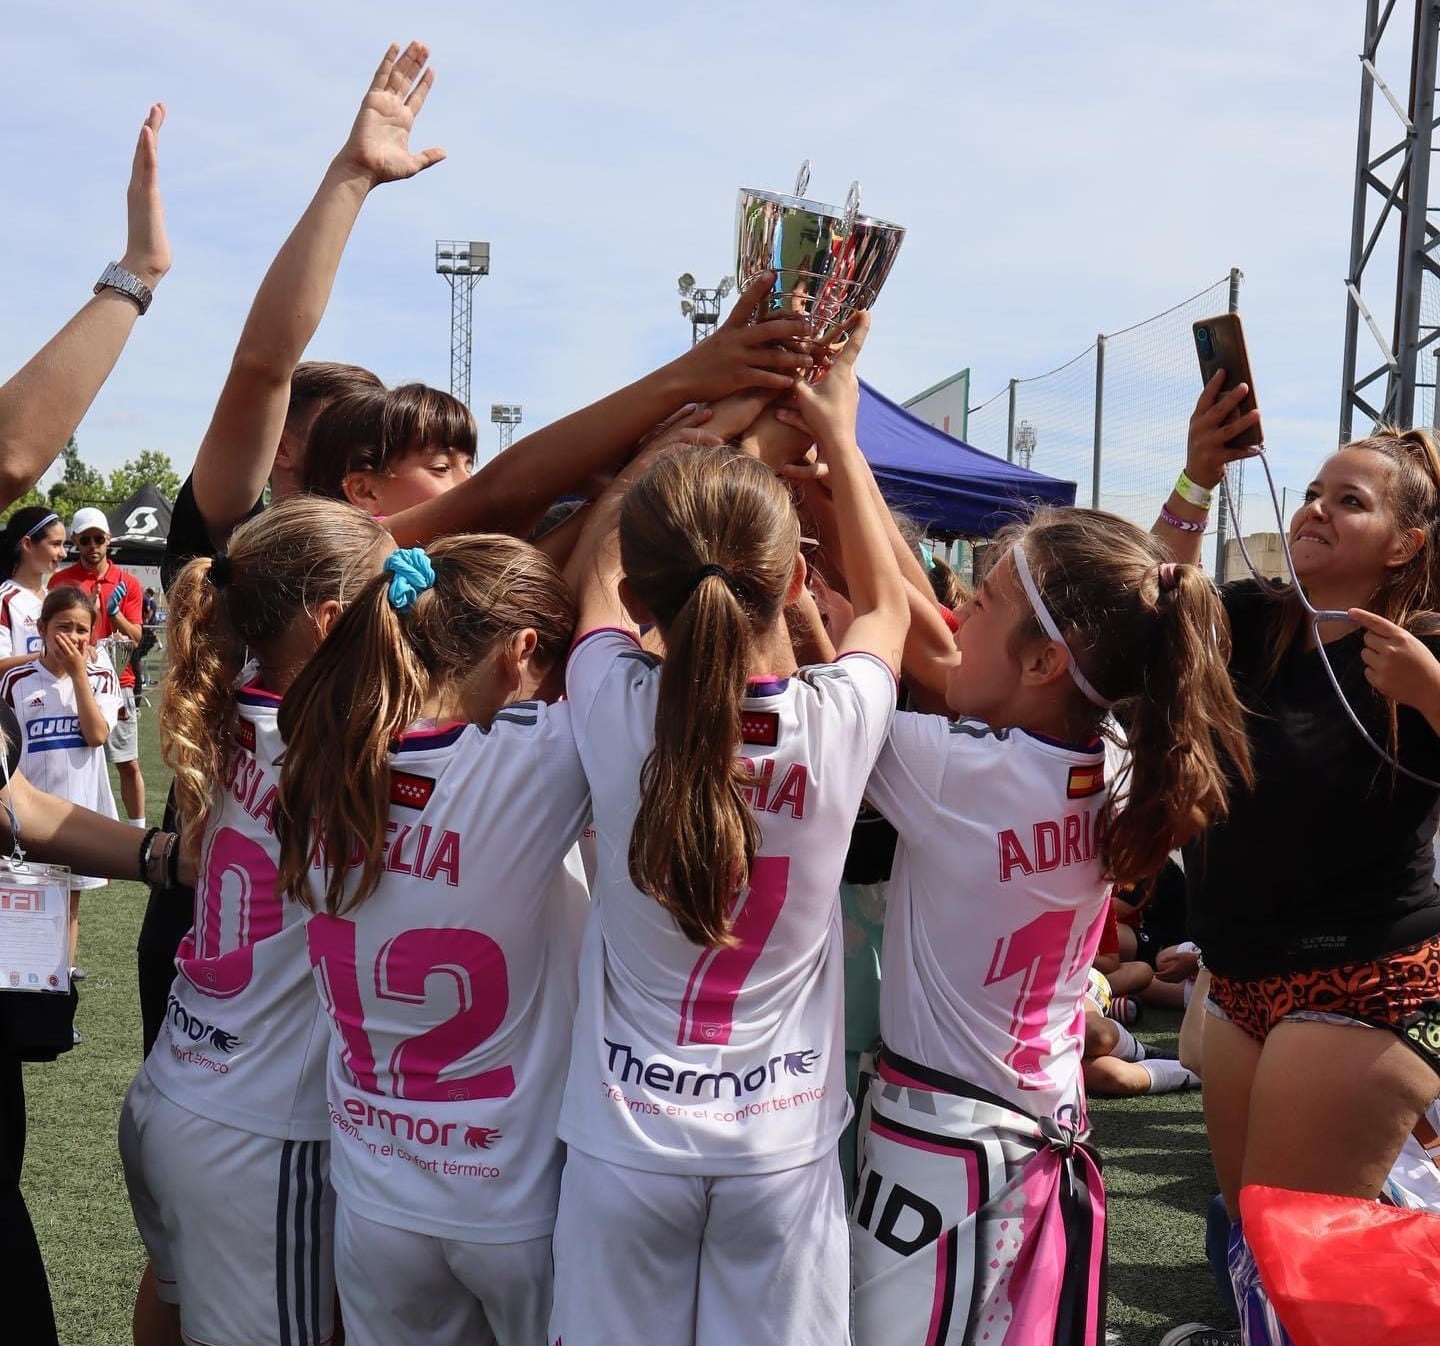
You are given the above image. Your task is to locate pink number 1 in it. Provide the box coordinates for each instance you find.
[308,914,514,1101]
[983,908,1076,1090]
[676,856,789,1046]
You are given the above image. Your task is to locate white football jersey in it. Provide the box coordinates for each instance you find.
[0,581,44,659]
[865,713,1110,1121]
[559,629,897,1175]
[2,659,119,887]
[145,684,331,1139]
[307,706,591,1242]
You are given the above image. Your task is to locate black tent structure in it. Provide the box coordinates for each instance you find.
[103,484,172,569]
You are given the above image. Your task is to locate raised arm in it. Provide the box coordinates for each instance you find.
[190,41,445,540]
[774,315,909,672]
[1153,370,1263,565]
[0,106,170,507]
[387,273,814,546]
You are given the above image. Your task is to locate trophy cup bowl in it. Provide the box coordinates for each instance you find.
[101,633,136,672]
[735,163,905,346]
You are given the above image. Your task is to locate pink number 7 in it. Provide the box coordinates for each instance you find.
[983,908,1076,1090]
[677,856,789,1046]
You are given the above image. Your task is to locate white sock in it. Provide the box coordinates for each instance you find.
[1109,1023,1146,1063]
[1139,1058,1201,1094]
[128,817,147,829]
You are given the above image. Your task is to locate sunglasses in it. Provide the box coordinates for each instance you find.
[75,532,108,545]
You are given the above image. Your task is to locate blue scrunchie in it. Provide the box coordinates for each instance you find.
[383,547,436,613]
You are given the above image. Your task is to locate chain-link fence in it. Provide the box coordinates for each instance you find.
[961,271,1298,577]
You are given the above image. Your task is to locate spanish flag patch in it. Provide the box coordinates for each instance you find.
[1066,763,1105,799]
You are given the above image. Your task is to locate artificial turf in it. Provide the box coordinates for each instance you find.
[20,711,1230,1345]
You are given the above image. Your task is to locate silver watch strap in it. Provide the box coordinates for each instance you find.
[94,262,153,315]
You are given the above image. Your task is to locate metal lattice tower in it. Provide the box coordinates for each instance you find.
[435,241,490,407]
[1340,0,1440,438]
[678,273,735,345]
[491,403,522,454]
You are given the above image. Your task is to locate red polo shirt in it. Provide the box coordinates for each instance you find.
[51,560,144,689]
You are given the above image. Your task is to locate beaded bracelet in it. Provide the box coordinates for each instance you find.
[1174,469,1215,510]
[1159,505,1207,534]
[137,826,162,883]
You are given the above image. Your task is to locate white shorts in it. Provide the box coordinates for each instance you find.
[105,686,139,764]
[550,1149,849,1346]
[334,1198,551,1346]
[118,1068,335,1345]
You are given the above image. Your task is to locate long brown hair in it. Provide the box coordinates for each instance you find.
[274,534,575,915]
[998,508,1254,886]
[1265,427,1440,758]
[301,382,477,500]
[161,498,389,847]
[621,444,801,948]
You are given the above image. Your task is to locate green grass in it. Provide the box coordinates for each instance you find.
[21,710,1229,1345]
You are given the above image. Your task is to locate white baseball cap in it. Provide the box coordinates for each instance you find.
[70,507,110,538]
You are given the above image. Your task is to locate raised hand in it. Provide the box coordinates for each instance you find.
[674,272,816,402]
[1186,370,1263,488]
[337,41,446,187]
[773,311,870,453]
[122,104,170,289]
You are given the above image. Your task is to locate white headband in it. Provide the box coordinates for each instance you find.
[1009,542,1114,710]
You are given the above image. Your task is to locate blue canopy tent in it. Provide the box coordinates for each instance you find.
[857,380,1076,536]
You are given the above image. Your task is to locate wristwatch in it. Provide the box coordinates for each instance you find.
[94,262,153,315]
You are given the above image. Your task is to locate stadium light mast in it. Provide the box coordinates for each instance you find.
[491,403,523,454]
[1014,420,1037,471]
[435,240,490,408]
[678,273,735,346]
[1339,0,1440,437]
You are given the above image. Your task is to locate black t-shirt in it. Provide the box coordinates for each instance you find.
[1185,580,1440,977]
[160,474,264,590]
[141,474,264,958]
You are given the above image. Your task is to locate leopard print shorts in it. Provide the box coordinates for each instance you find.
[1207,933,1440,1074]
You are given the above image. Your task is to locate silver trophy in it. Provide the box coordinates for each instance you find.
[736,161,906,344]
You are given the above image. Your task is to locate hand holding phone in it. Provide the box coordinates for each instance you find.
[1189,314,1264,485]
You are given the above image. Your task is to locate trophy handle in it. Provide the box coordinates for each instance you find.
[794,160,812,199]
[843,180,862,237]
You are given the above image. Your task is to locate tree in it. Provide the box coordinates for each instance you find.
[45,435,108,524]
[105,449,182,506]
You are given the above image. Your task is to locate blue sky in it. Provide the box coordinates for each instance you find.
[3,1,1378,521]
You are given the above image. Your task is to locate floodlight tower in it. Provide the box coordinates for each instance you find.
[491,403,523,453]
[1339,1,1440,437]
[1014,420,1037,471]
[678,273,735,346]
[435,240,490,408]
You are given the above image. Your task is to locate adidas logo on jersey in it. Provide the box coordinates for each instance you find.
[26,694,44,708]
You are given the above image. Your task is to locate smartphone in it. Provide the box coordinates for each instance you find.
[1193,313,1262,448]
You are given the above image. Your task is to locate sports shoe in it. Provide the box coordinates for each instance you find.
[1159,1325,1240,1346]
[72,1027,82,1045]
[1106,994,1141,1025]
[69,966,86,982]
